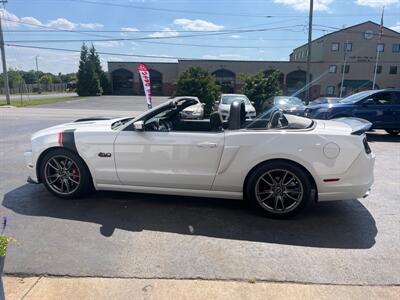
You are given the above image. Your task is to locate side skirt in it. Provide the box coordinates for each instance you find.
[95,183,243,200]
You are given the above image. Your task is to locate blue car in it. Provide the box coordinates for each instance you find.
[304,89,400,135]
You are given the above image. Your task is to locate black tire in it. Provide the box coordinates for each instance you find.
[385,129,400,136]
[246,161,312,218]
[40,148,93,199]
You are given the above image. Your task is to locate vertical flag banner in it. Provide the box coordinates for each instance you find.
[138,63,152,109]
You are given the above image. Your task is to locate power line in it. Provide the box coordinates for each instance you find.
[6,43,400,63]
[10,0,400,18]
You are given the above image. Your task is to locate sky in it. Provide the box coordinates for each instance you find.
[1,0,399,74]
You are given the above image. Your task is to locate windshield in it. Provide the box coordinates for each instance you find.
[221,95,251,105]
[340,91,375,104]
[274,96,303,106]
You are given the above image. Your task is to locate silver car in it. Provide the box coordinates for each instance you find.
[217,94,256,120]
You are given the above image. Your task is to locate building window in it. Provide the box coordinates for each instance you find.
[344,42,352,52]
[326,86,335,95]
[389,66,398,74]
[329,65,337,73]
[341,65,350,74]
[331,43,339,51]
[393,44,400,53]
[375,65,382,74]
[377,43,385,52]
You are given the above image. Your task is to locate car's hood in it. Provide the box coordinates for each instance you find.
[31,116,127,140]
[307,102,348,110]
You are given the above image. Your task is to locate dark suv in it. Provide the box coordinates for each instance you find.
[304,89,400,135]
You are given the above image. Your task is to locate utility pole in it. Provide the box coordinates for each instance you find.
[0,0,10,105]
[305,0,313,102]
[35,55,41,93]
[339,40,348,98]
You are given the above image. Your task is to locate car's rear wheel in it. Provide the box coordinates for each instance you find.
[246,161,312,218]
[40,148,92,198]
[385,129,400,136]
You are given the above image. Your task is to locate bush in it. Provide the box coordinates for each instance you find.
[174,67,220,116]
[240,71,282,113]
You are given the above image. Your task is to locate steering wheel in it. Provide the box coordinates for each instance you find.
[267,110,285,129]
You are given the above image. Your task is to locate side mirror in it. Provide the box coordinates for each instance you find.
[251,101,255,105]
[133,120,144,131]
[201,103,205,107]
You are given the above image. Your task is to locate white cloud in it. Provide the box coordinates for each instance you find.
[20,16,43,27]
[47,18,76,30]
[174,18,224,31]
[202,54,248,60]
[391,22,400,32]
[122,27,139,32]
[95,41,122,48]
[355,0,399,8]
[273,0,333,11]
[79,23,104,29]
[0,9,20,27]
[149,27,179,38]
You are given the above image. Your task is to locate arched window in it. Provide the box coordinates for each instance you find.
[286,70,308,98]
[139,69,163,95]
[264,69,284,85]
[111,68,134,95]
[212,69,236,93]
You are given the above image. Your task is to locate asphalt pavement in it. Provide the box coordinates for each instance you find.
[0,97,399,285]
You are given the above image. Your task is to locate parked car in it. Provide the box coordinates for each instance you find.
[304,89,400,135]
[309,97,341,106]
[217,94,256,120]
[267,96,307,116]
[176,96,204,119]
[25,98,374,218]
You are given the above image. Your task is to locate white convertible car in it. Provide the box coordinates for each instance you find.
[25,97,375,218]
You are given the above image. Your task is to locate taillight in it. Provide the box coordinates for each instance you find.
[363,137,371,154]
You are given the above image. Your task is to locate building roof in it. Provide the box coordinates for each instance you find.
[291,21,400,53]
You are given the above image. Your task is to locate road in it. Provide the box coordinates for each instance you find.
[1,97,399,285]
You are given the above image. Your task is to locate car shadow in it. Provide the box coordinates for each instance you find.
[367,132,400,143]
[3,184,377,249]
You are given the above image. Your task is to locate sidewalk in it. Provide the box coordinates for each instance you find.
[4,276,400,300]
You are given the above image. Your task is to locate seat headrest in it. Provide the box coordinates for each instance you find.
[210,112,223,131]
[228,100,246,130]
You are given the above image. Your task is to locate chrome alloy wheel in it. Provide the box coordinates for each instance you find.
[44,155,81,195]
[255,169,304,214]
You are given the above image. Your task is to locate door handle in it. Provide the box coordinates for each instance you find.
[197,142,217,148]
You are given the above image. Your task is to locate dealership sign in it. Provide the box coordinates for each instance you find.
[138,63,152,109]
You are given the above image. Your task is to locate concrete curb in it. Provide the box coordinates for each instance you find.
[4,276,400,300]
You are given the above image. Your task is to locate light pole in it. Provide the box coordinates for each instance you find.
[0,1,10,105]
[35,55,41,93]
[305,0,313,103]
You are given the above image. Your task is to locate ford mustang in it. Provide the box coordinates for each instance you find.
[25,97,375,218]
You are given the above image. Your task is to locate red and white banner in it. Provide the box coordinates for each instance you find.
[138,63,152,109]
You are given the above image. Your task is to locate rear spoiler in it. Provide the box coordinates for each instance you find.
[333,117,372,135]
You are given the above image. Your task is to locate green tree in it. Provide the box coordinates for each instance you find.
[39,74,53,91]
[76,43,101,96]
[174,66,220,115]
[88,45,111,95]
[0,69,25,89]
[240,70,282,113]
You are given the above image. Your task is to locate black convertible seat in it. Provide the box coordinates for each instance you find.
[210,112,223,131]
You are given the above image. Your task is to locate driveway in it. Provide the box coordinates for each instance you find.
[0,106,399,285]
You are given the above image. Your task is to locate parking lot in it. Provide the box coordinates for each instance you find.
[0,96,399,285]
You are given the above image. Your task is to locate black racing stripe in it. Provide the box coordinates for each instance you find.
[61,129,77,153]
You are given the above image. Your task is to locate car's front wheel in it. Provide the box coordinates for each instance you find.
[246,161,312,218]
[386,129,400,136]
[40,148,92,198]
